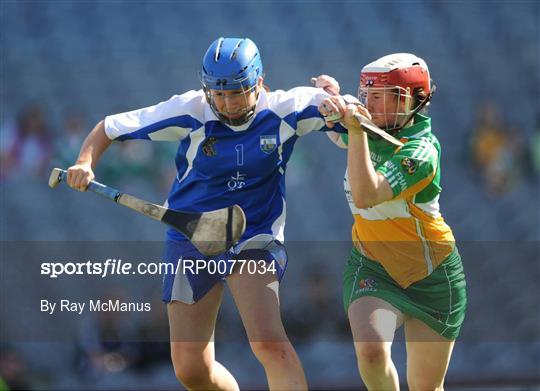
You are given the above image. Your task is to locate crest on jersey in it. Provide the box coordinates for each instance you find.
[401,157,417,174]
[260,135,277,154]
[202,137,217,157]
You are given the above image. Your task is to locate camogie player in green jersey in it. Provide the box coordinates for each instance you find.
[316,54,467,390]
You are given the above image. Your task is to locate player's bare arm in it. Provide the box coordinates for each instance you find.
[343,104,393,208]
[67,120,111,191]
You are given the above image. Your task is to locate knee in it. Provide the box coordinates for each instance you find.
[250,341,295,365]
[356,342,391,366]
[171,354,211,389]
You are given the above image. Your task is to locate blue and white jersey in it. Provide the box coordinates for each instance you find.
[104,87,341,247]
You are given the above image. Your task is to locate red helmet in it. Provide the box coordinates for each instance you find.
[359,53,432,131]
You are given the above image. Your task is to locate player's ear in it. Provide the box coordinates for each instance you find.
[257,76,270,93]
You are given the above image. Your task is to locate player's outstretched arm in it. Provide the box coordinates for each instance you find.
[67,120,112,192]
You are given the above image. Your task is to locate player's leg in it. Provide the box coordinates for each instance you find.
[404,317,455,391]
[404,250,466,390]
[226,248,307,390]
[348,296,403,390]
[168,282,239,391]
[164,240,238,391]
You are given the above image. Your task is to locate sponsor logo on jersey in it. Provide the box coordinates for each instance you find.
[357,278,377,293]
[401,157,417,174]
[227,171,246,191]
[397,173,407,192]
[202,137,217,157]
[370,151,382,164]
[260,135,277,154]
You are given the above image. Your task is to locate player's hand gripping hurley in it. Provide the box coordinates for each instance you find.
[325,109,403,147]
[351,113,404,147]
[49,168,246,256]
[311,77,403,147]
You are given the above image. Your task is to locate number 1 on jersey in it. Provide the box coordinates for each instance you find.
[235,144,244,166]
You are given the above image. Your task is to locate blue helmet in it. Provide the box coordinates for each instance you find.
[201,37,263,90]
[200,38,264,125]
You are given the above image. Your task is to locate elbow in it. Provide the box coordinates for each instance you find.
[350,176,392,209]
[352,193,376,209]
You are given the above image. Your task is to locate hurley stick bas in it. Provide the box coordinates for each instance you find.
[48,168,246,256]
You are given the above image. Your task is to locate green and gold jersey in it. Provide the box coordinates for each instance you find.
[342,114,455,288]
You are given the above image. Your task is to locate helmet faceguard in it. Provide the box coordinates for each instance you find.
[200,38,264,126]
[358,53,434,133]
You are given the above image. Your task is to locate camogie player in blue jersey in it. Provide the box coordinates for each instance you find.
[66,37,343,390]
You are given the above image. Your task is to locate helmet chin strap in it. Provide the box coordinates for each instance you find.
[222,108,255,126]
[207,88,260,126]
[383,85,435,135]
[229,88,260,125]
